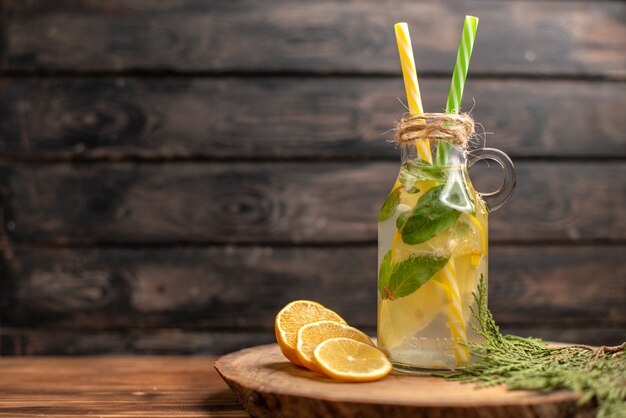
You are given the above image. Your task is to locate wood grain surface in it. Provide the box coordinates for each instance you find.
[215,344,594,418]
[2,1,625,76]
[0,356,249,417]
[0,78,624,160]
[3,326,624,356]
[1,162,623,244]
[1,246,624,330]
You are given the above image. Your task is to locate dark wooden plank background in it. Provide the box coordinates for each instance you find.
[0,0,624,355]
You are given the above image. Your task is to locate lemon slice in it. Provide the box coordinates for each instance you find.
[377,279,445,350]
[275,300,346,366]
[296,320,373,372]
[313,337,392,382]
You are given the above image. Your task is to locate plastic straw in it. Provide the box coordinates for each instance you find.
[447,16,478,114]
[436,15,480,365]
[437,15,479,166]
[436,262,470,365]
[394,21,471,366]
[394,22,432,163]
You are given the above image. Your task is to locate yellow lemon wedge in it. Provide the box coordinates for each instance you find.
[275,300,346,366]
[296,320,374,372]
[313,337,392,382]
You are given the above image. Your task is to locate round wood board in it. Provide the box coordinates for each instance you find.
[214,343,594,418]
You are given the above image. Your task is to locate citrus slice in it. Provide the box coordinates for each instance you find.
[313,337,392,382]
[377,279,444,349]
[275,300,346,366]
[296,320,374,372]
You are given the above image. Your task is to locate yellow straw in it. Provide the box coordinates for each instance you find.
[393,22,469,366]
[394,23,432,163]
[436,262,470,365]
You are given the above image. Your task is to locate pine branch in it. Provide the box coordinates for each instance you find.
[446,276,626,418]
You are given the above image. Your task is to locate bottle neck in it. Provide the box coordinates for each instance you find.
[400,141,466,166]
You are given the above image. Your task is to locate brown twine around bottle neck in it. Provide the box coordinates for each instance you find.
[395,113,475,149]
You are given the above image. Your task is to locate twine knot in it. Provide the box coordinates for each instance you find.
[395,113,475,148]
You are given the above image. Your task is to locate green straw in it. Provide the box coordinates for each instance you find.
[437,15,479,166]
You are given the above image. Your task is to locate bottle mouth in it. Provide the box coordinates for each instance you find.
[395,112,475,150]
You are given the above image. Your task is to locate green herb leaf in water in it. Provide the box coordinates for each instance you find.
[446,276,626,418]
[378,189,401,222]
[398,170,421,194]
[383,255,448,300]
[398,185,461,245]
[399,159,447,193]
[396,210,412,230]
[378,251,393,299]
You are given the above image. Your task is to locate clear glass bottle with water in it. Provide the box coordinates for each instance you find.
[377,115,515,371]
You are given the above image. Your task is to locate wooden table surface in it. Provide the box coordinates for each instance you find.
[0,356,249,417]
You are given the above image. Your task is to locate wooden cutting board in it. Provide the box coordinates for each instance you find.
[214,344,594,418]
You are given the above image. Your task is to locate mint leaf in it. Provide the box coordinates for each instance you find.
[399,160,446,191]
[398,168,421,194]
[384,255,449,300]
[396,210,412,230]
[399,185,461,245]
[378,251,393,299]
[378,189,401,222]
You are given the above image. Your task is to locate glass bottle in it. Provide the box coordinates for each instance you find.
[377,129,515,372]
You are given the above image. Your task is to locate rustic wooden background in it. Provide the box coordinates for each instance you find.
[0,0,624,355]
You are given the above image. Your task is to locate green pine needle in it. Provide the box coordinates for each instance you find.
[446,276,626,418]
